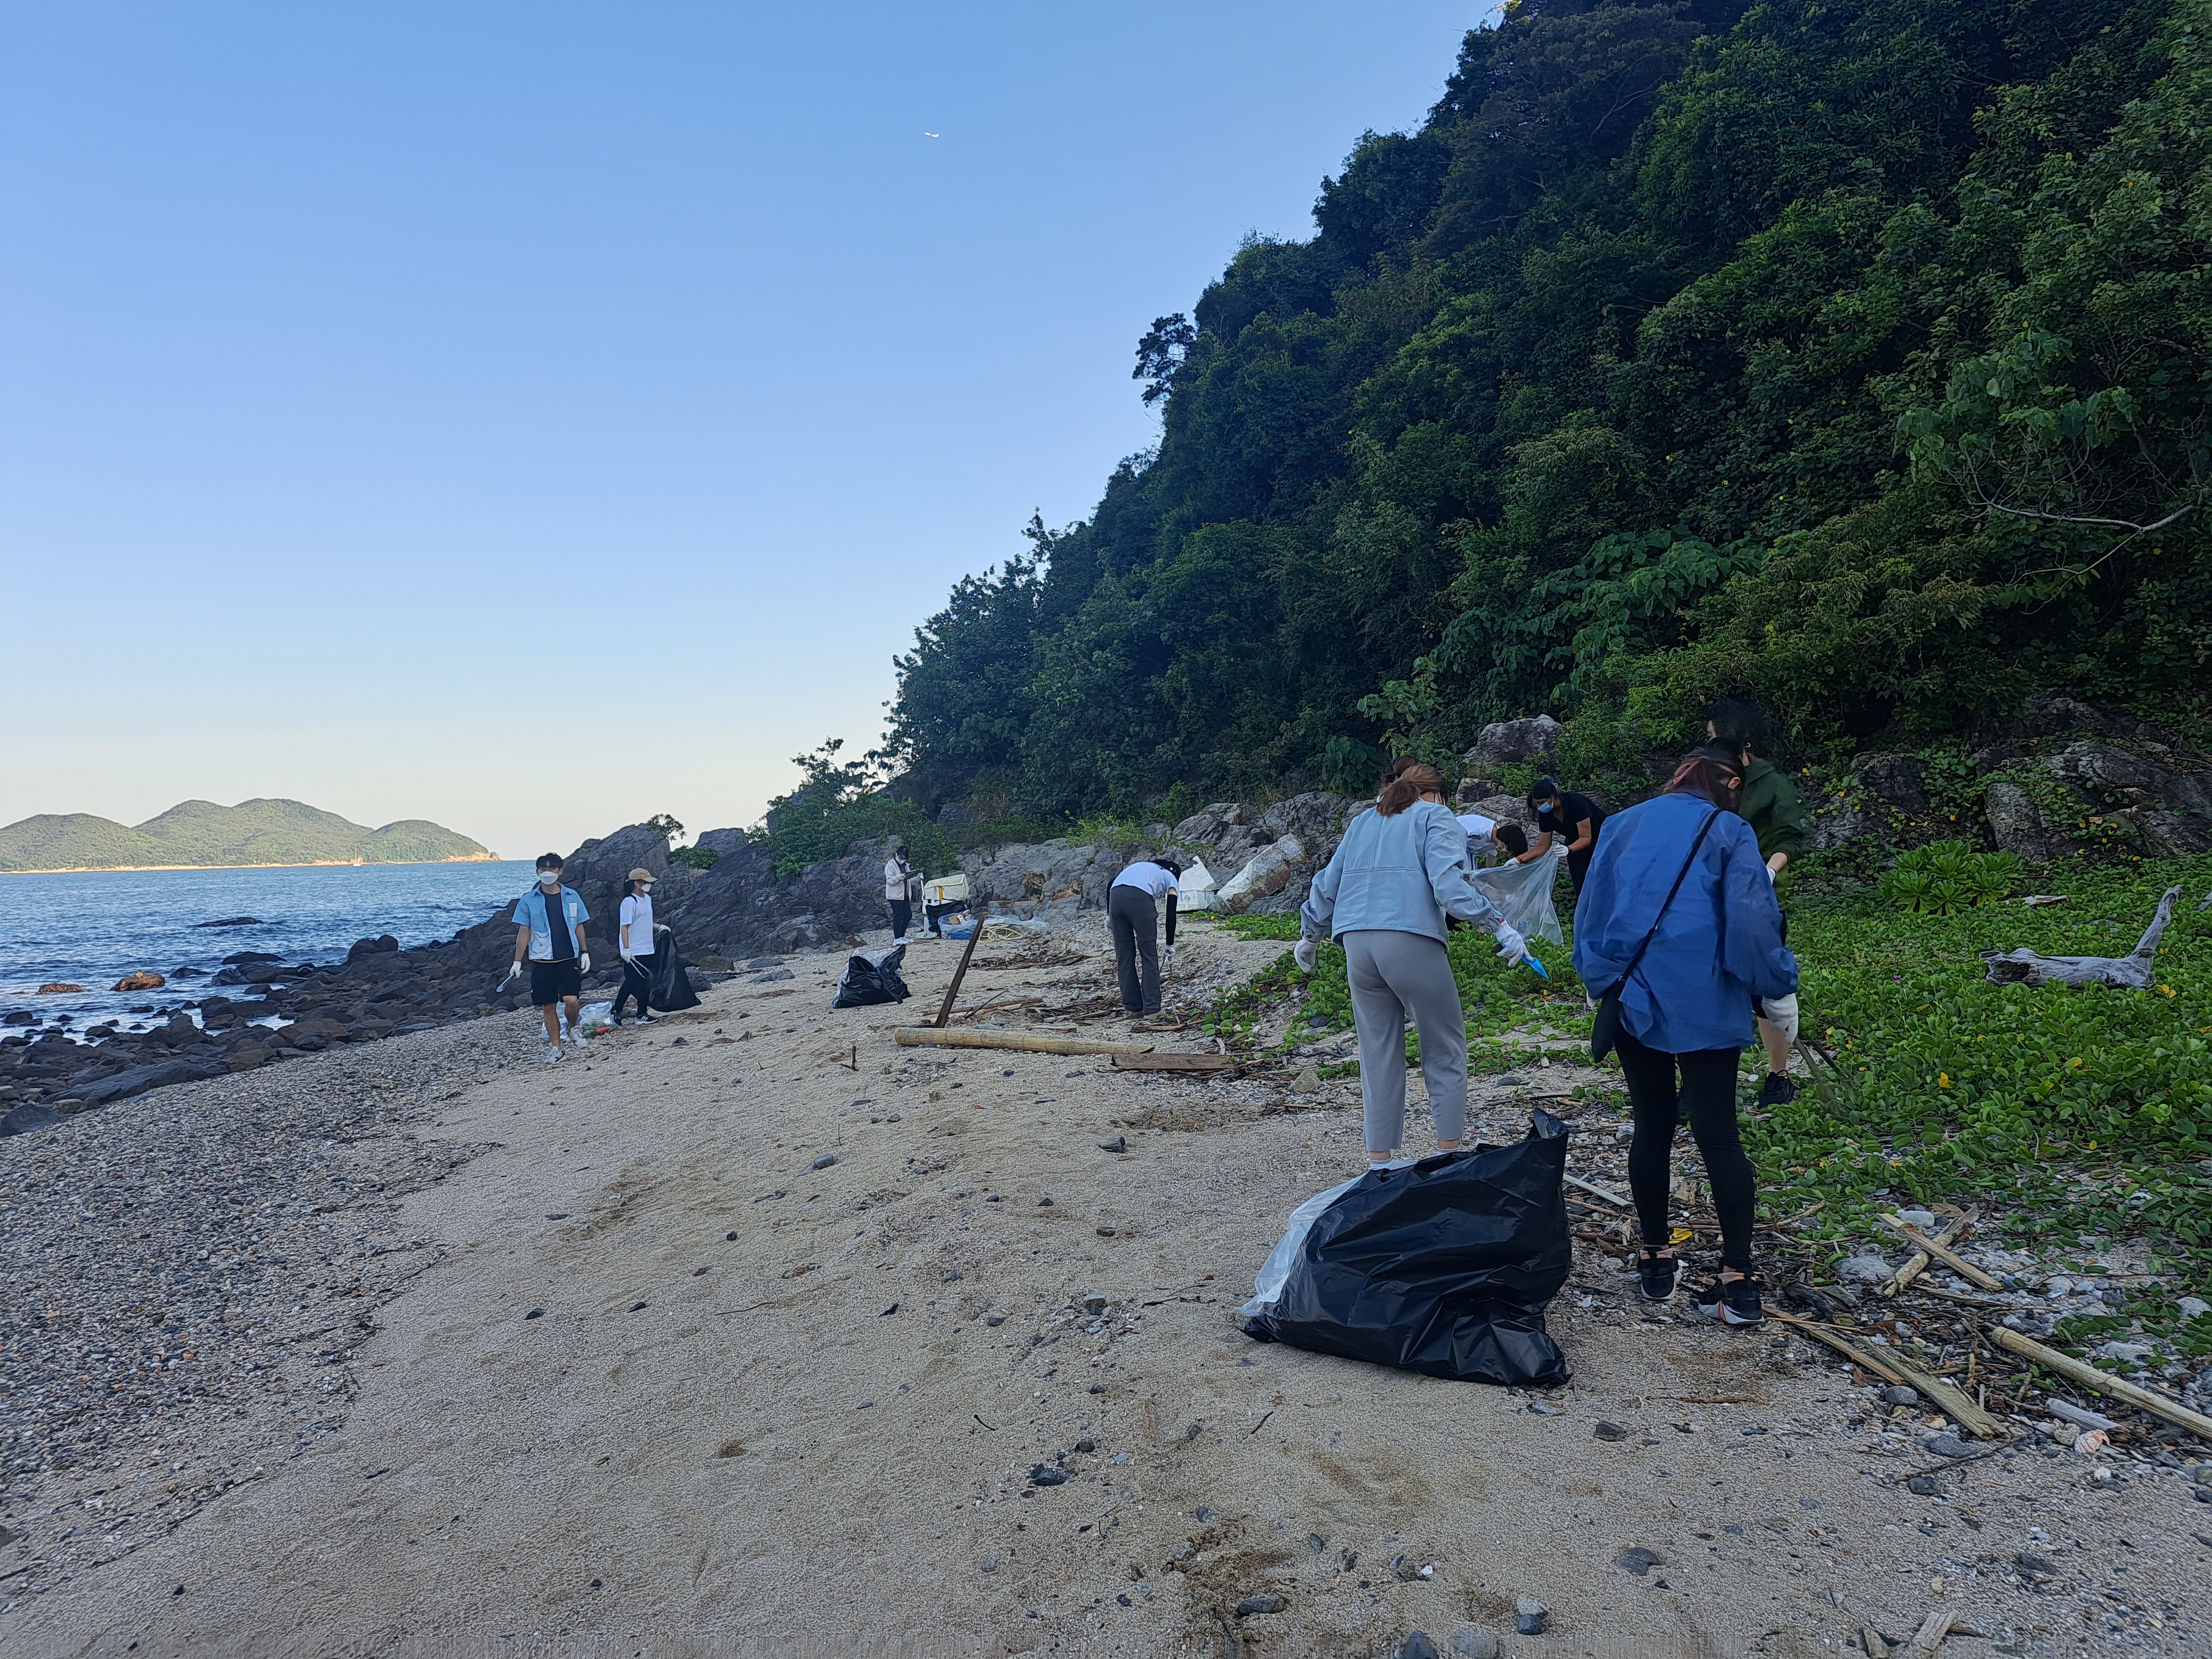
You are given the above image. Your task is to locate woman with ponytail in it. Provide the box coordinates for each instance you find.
[1571,745,1798,1325]
[1298,762,1532,1167]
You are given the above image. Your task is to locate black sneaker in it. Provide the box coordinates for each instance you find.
[1696,1275,1766,1326]
[1637,1250,1680,1303]
[1755,1072,1796,1107]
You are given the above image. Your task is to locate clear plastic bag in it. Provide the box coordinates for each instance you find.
[1471,844,1567,945]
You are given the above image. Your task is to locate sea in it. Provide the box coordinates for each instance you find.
[0,861,535,1037]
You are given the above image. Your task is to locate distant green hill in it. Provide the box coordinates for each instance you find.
[0,798,495,873]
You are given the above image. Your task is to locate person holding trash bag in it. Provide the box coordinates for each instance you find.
[1571,745,1798,1325]
[1707,696,1812,1108]
[1107,858,1181,1017]
[1297,762,1530,1167]
[612,868,667,1027]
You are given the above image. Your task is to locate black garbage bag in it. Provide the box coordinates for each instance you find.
[1239,1110,1571,1387]
[648,932,702,1012]
[831,943,911,1009]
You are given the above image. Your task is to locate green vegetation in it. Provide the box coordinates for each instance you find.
[0,799,491,872]
[668,845,721,870]
[752,740,953,881]
[887,0,2212,819]
[1877,840,2022,914]
[1200,851,2212,1326]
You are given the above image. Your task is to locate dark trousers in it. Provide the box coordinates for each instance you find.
[1108,886,1161,1014]
[614,953,654,1021]
[1618,1027,1757,1272]
[889,898,912,939]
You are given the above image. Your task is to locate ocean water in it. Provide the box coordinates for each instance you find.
[0,861,534,1031]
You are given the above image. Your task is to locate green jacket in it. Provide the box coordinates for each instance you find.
[1740,757,1810,860]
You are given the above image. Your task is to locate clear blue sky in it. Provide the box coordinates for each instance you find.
[0,2,1486,859]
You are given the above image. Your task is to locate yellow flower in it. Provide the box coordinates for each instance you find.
[1938,1073,1952,1088]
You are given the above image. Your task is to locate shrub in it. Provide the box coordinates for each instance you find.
[668,845,720,870]
[1877,841,2020,915]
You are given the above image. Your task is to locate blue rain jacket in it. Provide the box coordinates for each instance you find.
[1301,800,1505,945]
[1570,791,1797,1053]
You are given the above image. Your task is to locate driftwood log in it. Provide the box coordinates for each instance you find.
[1983,884,2182,988]
[894,1028,1153,1056]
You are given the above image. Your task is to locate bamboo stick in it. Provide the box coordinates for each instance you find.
[1881,1354,2005,1440]
[1877,1215,2003,1291]
[1991,1327,2212,1440]
[1880,1214,1968,1298]
[1768,1308,1909,1387]
[894,1028,1155,1057]
[930,903,988,1028]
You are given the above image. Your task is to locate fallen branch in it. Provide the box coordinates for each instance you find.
[1881,1354,2005,1440]
[1768,1308,1910,1387]
[1991,1327,2212,1440]
[895,1028,1155,1057]
[1880,1213,1969,1298]
[1983,884,2183,989]
[1877,1215,2003,1291]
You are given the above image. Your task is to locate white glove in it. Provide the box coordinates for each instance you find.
[1294,939,1318,973]
[654,923,670,935]
[1491,923,1529,967]
[1162,943,1175,971]
[579,952,591,974]
[619,945,634,964]
[1761,993,1800,1043]
[503,961,523,984]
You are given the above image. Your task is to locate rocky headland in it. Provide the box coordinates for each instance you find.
[0,798,491,875]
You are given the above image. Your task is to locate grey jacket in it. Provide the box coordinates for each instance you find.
[1301,801,1507,945]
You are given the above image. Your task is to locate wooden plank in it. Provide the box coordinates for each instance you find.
[1881,1354,2006,1440]
[1991,1327,2212,1440]
[1112,1052,1240,1072]
[931,902,988,1029]
[1877,1214,2003,1291]
[1563,1172,1630,1208]
[895,1028,1154,1057]
[1767,1308,1910,1387]
[1880,1213,1968,1298]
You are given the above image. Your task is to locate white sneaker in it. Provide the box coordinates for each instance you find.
[547,1043,564,1064]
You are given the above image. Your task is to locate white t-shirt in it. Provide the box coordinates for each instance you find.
[619,893,654,953]
[884,858,911,900]
[1111,861,1179,900]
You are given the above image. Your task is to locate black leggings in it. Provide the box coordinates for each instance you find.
[614,953,654,1021]
[1618,1027,1756,1273]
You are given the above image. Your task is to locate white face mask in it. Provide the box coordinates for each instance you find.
[538,871,561,887]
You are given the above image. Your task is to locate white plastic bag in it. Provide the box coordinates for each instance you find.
[1176,859,1217,911]
[1239,1162,1415,1317]
[1471,845,1567,946]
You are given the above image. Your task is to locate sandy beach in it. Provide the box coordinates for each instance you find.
[7,922,2211,1658]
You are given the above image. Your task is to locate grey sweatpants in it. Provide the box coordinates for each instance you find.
[1108,886,1161,1014]
[1343,929,1468,1154]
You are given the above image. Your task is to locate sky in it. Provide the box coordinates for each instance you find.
[0,2,1487,860]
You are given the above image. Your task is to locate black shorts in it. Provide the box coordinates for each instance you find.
[530,961,583,1006]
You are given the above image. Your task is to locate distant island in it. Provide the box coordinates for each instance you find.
[0,798,496,874]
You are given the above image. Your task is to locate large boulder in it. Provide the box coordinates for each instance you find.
[111,971,166,992]
[563,823,672,925]
[1850,752,1932,816]
[1464,716,1565,773]
[1216,836,1307,914]
[72,1057,223,1107]
[2045,741,2212,816]
[1984,780,2058,863]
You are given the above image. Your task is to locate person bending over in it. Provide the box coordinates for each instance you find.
[1107,858,1181,1016]
[1571,746,1797,1325]
[1298,763,1529,1167]
[505,853,592,1062]
[1518,776,1606,900]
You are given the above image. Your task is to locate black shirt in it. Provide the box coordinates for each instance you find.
[1535,793,1605,854]
[540,886,575,961]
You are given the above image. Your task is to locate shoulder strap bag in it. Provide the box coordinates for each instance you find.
[1589,808,1720,1062]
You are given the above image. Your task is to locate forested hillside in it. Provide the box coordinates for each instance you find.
[886,0,2211,821]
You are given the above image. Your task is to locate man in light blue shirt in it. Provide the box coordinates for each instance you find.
[503,852,592,1061]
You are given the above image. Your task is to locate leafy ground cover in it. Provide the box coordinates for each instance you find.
[1206,852,2212,1350]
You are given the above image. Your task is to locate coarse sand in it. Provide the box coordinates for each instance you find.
[8,923,2211,1658]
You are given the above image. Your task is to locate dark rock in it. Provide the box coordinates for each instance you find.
[1037,1195,1053,1207]
[1396,1634,1439,1659]
[809,1153,836,1170]
[1098,1135,1127,1152]
[1515,1597,1548,1635]
[194,917,262,928]
[1029,1465,1069,1487]
[1593,1421,1626,1441]
[1923,1435,1978,1459]
[1233,1595,1283,1618]
[1906,1475,1945,1496]
[1616,1547,1663,1575]
[221,951,282,965]
[1073,1438,1095,1454]
[1851,752,1932,815]
[1,1011,33,1026]
[0,1102,63,1137]
[1391,1552,1423,1581]
[1883,1385,1920,1405]
[347,934,400,961]
[74,1057,220,1106]
[2016,1550,2057,1578]
[525,1309,545,1320]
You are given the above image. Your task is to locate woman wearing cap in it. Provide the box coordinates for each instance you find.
[1571,745,1798,1326]
[613,868,668,1027]
[1297,762,1531,1167]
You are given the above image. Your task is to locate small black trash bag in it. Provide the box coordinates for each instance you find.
[648,932,702,1012]
[831,943,911,1009]
[1239,1109,1572,1387]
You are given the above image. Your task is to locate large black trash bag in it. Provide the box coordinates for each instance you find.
[831,942,911,1009]
[648,931,702,1012]
[1241,1110,1572,1387]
